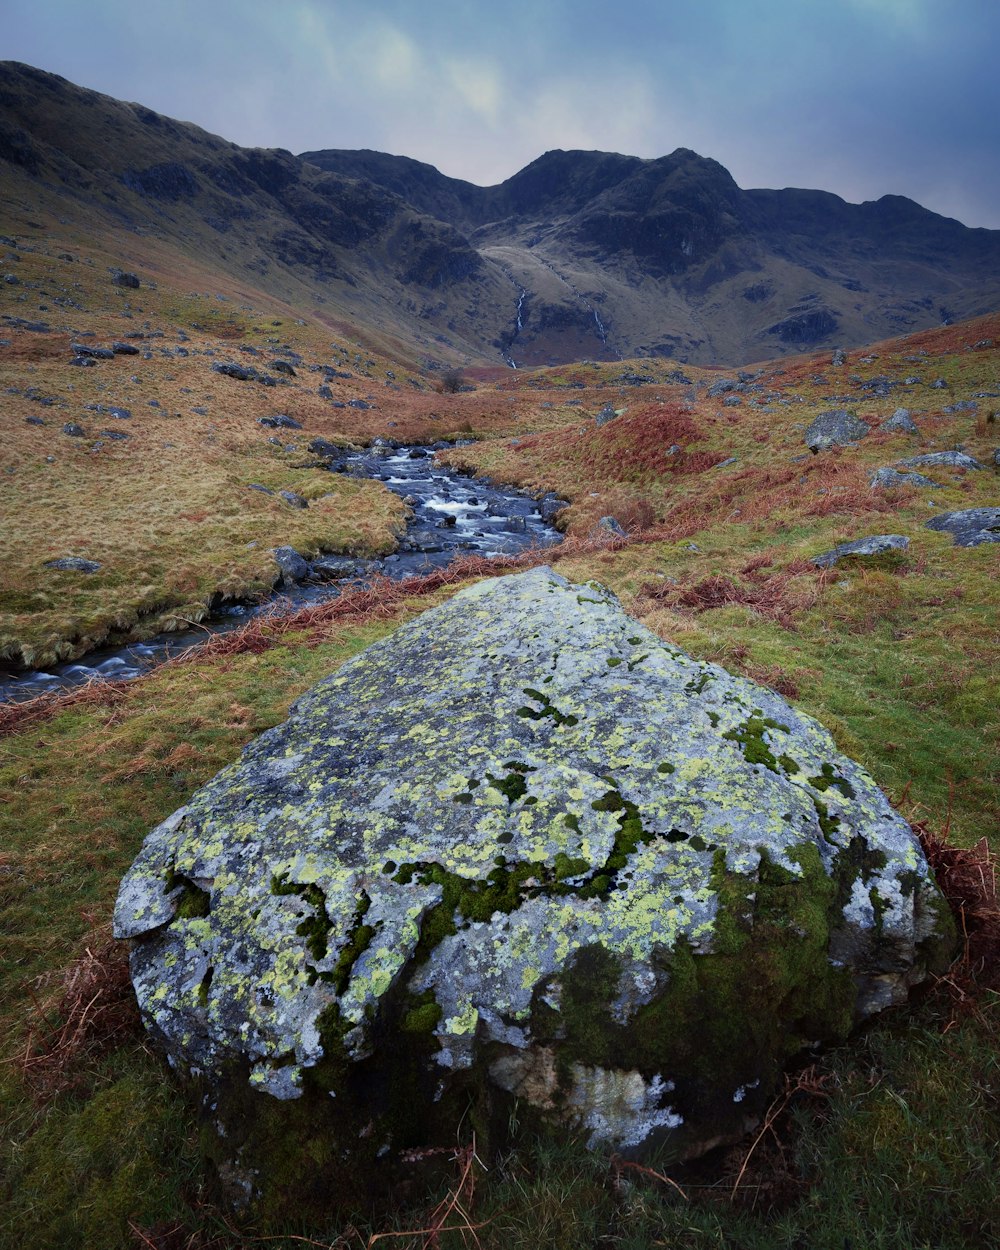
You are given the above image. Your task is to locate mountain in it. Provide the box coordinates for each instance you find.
[2,61,1000,368]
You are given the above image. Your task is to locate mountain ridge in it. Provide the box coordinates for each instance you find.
[2,60,1000,367]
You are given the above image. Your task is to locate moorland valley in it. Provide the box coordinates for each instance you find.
[1,60,998,1250]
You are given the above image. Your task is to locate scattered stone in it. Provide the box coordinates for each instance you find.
[307,438,348,466]
[595,404,617,426]
[69,356,97,368]
[804,409,869,452]
[109,268,140,288]
[348,399,371,410]
[538,492,570,523]
[707,379,736,398]
[272,546,310,584]
[100,430,130,441]
[811,535,910,568]
[869,467,942,490]
[259,415,302,430]
[279,489,309,509]
[114,568,954,1218]
[931,379,947,389]
[715,457,739,469]
[925,508,1000,547]
[272,361,297,377]
[883,409,918,435]
[62,422,85,437]
[112,341,141,355]
[213,362,255,382]
[24,416,45,426]
[247,484,274,496]
[898,451,984,472]
[594,515,627,538]
[723,395,741,407]
[831,347,846,366]
[45,557,100,572]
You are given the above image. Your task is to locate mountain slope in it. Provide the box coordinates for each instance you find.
[2,60,1000,370]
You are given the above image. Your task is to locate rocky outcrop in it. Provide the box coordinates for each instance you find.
[115,568,953,1217]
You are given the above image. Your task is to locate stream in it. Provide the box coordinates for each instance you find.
[0,445,565,703]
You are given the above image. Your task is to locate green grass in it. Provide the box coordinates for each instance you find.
[1,300,998,1247]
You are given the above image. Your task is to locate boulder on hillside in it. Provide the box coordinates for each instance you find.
[925,507,1000,547]
[114,568,954,1218]
[805,409,869,452]
[882,408,918,435]
[811,535,910,568]
[869,467,942,490]
[898,451,984,472]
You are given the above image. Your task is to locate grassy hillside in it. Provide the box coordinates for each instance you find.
[1,226,998,1247]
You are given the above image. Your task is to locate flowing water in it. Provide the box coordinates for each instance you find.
[0,445,564,703]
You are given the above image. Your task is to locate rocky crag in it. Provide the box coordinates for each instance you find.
[3,60,1000,369]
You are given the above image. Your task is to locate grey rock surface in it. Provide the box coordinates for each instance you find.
[115,569,953,1208]
[925,508,1000,547]
[869,467,942,490]
[812,535,910,568]
[883,409,919,435]
[805,409,869,452]
[45,557,101,573]
[272,546,310,584]
[898,451,984,471]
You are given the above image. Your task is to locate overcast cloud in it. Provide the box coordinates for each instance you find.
[4,0,999,227]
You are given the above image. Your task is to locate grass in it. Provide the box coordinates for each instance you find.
[1,253,999,1247]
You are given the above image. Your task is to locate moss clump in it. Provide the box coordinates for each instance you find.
[809,761,856,799]
[401,992,444,1033]
[272,874,331,962]
[722,713,790,773]
[487,763,536,803]
[164,868,210,919]
[532,843,857,1146]
[517,688,579,726]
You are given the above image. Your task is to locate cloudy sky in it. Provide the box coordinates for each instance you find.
[5,0,1000,227]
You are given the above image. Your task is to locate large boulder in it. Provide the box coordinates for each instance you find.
[805,409,869,452]
[114,568,953,1217]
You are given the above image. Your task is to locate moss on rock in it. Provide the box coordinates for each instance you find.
[114,567,955,1218]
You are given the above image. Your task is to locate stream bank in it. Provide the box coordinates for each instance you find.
[0,444,566,703]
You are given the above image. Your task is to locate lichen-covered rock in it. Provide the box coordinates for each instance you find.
[804,409,869,451]
[811,535,909,568]
[926,507,1000,547]
[114,567,953,1215]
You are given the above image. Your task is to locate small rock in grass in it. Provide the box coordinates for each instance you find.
[882,409,919,435]
[279,489,309,509]
[45,556,100,572]
[897,451,984,472]
[925,508,1000,547]
[869,467,942,490]
[812,535,910,568]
